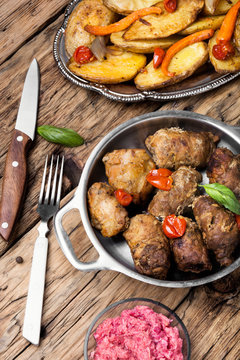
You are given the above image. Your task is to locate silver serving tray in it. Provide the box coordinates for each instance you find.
[54,110,240,288]
[53,0,240,102]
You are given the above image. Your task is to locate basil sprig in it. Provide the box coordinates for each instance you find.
[37,125,84,147]
[199,183,240,215]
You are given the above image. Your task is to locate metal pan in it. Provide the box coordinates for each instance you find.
[54,110,240,288]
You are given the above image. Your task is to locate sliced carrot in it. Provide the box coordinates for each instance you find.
[161,29,214,77]
[217,0,240,44]
[84,7,162,36]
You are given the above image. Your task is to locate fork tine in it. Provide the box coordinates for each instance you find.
[56,156,64,206]
[50,155,59,205]
[38,155,48,205]
[44,155,54,204]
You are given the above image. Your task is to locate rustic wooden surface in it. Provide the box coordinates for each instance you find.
[0,1,240,359]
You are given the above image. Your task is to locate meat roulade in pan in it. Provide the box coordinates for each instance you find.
[145,127,219,170]
[193,195,240,267]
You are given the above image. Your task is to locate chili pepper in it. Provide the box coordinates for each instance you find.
[73,46,95,64]
[114,189,133,206]
[216,0,240,45]
[164,0,177,13]
[212,0,240,60]
[146,168,173,191]
[84,7,162,36]
[235,214,240,231]
[161,29,214,77]
[162,214,186,239]
[153,47,166,69]
[212,42,235,60]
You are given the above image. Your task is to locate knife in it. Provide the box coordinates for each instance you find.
[0,59,39,255]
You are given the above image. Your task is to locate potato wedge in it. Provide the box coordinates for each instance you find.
[204,0,220,14]
[234,15,240,52]
[203,0,239,15]
[123,0,204,40]
[65,0,117,57]
[179,16,224,35]
[134,42,208,90]
[103,0,159,15]
[68,47,147,84]
[209,30,240,73]
[110,31,181,53]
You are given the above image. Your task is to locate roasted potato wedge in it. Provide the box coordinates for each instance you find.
[110,31,181,53]
[179,15,224,35]
[134,42,208,90]
[65,0,117,57]
[203,0,239,15]
[123,0,204,40]
[68,47,146,84]
[234,15,240,52]
[103,0,159,15]
[204,0,220,14]
[209,30,240,73]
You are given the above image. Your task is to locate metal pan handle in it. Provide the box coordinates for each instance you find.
[54,195,105,271]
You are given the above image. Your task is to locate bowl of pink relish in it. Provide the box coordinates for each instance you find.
[84,298,190,360]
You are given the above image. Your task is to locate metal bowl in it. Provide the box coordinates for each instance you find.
[53,0,240,102]
[84,298,191,360]
[54,110,240,288]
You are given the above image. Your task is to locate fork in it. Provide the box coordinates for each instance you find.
[22,155,64,345]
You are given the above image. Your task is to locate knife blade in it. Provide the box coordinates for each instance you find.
[0,59,39,255]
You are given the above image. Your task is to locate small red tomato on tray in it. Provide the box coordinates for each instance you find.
[73,46,95,64]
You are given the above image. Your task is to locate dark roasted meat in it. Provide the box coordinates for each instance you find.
[123,214,171,279]
[170,218,212,273]
[148,166,202,218]
[193,195,240,267]
[145,127,218,170]
[102,149,156,204]
[207,147,240,199]
[88,182,129,237]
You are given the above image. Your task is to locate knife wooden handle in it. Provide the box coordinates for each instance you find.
[0,129,32,255]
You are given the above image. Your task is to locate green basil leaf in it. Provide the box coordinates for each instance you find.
[199,183,240,215]
[37,125,84,147]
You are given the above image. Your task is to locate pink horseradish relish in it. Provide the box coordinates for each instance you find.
[90,305,183,360]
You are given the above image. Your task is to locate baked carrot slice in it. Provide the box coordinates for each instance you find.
[217,0,240,44]
[161,29,214,77]
[84,7,162,36]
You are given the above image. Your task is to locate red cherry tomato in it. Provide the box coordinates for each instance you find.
[153,47,166,69]
[235,214,240,231]
[73,46,95,64]
[146,168,173,191]
[114,189,133,206]
[212,42,235,60]
[162,214,186,239]
[164,0,177,13]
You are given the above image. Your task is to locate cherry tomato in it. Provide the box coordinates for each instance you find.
[146,168,173,191]
[164,0,177,13]
[212,42,235,60]
[114,189,133,206]
[235,214,240,231]
[153,47,166,69]
[162,214,186,239]
[73,46,95,64]
[148,168,172,177]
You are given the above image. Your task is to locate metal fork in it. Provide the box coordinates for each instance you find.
[23,155,64,346]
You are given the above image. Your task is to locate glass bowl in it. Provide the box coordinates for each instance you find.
[84,297,190,359]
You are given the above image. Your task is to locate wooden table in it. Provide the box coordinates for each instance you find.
[0,1,240,359]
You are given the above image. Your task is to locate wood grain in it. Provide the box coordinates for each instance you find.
[0,190,239,359]
[1,1,240,359]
